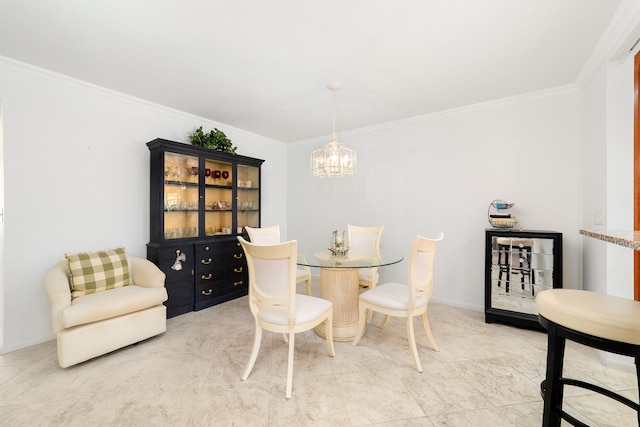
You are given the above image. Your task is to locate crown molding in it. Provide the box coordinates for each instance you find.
[291,85,580,147]
[575,0,640,88]
[0,55,287,148]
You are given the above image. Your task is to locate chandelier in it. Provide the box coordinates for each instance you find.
[310,83,357,177]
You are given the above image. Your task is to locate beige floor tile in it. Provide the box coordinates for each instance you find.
[0,285,637,426]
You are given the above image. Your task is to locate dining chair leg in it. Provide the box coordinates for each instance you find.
[286,327,295,399]
[380,314,391,328]
[352,305,368,346]
[407,316,423,372]
[242,325,263,380]
[421,311,439,352]
[305,278,312,296]
[325,311,336,357]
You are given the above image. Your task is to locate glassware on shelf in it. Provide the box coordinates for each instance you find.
[190,167,199,182]
[221,170,230,185]
[205,168,211,183]
[213,170,221,184]
[172,166,182,181]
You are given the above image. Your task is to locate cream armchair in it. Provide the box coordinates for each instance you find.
[44,254,168,368]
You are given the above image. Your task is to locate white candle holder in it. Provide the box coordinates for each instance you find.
[329,230,349,255]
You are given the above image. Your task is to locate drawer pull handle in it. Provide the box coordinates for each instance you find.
[201,258,212,265]
[201,273,213,280]
[205,246,210,251]
[233,253,243,259]
[234,267,243,273]
[201,289,212,296]
[233,281,244,286]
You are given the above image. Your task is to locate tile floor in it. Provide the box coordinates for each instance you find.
[0,286,638,426]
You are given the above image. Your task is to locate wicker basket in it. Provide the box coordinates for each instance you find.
[488,199,516,229]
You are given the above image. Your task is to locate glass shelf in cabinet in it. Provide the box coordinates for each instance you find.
[164,180,198,187]
[204,183,233,189]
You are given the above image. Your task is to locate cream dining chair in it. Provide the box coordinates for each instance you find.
[245,225,312,295]
[347,224,384,290]
[348,224,384,323]
[352,233,444,372]
[237,237,335,399]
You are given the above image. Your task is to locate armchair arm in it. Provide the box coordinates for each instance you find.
[128,255,166,289]
[43,262,72,334]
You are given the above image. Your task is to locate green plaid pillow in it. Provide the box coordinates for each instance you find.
[65,247,131,299]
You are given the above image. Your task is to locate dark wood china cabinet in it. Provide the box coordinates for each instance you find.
[146,138,264,318]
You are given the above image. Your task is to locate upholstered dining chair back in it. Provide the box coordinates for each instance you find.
[245,225,280,245]
[245,225,312,295]
[242,237,297,319]
[348,225,384,302]
[409,233,443,308]
[348,224,383,255]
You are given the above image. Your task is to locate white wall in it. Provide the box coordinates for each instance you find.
[581,62,609,295]
[605,55,635,299]
[0,56,288,352]
[288,88,584,311]
[580,49,637,369]
[581,49,636,300]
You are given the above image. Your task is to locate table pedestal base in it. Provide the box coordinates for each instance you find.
[315,267,363,341]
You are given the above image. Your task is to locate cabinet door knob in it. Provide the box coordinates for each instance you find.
[201,273,213,280]
[201,258,212,265]
[201,289,212,296]
[234,267,243,273]
[234,253,243,259]
[233,281,244,286]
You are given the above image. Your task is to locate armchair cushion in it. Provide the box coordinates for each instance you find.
[60,285,168,329]
[65,246,131,299]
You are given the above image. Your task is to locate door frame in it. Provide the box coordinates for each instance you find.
[634,51,640,301]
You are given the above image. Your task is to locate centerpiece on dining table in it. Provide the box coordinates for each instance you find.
[329,230,350,256]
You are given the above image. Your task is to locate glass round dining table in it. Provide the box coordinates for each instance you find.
[297,249,404,341]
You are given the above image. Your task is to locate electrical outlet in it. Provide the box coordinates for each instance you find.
[594,211,603,225]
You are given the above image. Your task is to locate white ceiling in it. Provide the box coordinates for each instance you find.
[0,0,624,143]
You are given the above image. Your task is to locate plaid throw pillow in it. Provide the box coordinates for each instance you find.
[65,246,131,299]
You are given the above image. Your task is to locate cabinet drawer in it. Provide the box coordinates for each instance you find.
[195,265,246,283]
[197,276,247,299]
[196,240,243,256]
[195,255,246,271]
[196,242,245,267]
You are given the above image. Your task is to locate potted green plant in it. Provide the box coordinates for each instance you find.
[188,126,237,154]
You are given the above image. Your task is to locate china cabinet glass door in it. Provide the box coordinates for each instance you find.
[236,163,260,231]
[204,158,233,236]
[163,152,199,239]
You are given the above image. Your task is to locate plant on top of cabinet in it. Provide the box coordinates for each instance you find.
[188,126,237,154]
